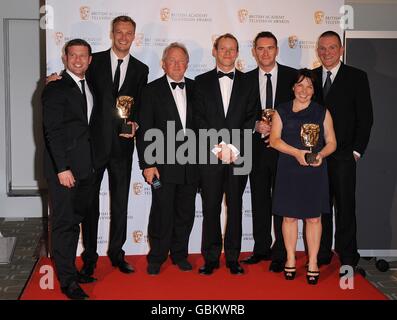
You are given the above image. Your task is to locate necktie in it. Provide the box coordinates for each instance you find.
[113,59,123,97]
[217,71,234,79]
[170,82,185,90]
[323,70,332,99]
[265,73,273,108]
[80,79,88,120]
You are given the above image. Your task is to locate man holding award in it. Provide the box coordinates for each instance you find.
[242,32,297,273]
[80,16,149,276]
[269,69,336,285]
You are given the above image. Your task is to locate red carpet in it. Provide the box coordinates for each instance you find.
[20,252,386,300]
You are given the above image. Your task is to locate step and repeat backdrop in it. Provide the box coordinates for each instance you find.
[45,0,344,255]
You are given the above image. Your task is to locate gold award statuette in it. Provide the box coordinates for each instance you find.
[116,95,134,134]
[261,108,275,139]
[300,123,320,164]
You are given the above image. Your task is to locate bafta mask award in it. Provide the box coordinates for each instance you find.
[261,108,275,139]
[300,123,320,164]
[116,95,134,134]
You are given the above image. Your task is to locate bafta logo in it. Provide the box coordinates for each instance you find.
[54,31,64,46]
[288,35,298,49]
[79,6,90,21]
[314,10,325,24]
[160,7,171,21]
[135,33,144,47]
[236,59,246,72]
[300,123,320,164]
[116,95,134,134]
[211,34,220,45]
[132,182,143,195]
[237,9,248,23]
[133,230,144,243]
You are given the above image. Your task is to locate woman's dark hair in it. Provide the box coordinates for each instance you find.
[293,68,317,98]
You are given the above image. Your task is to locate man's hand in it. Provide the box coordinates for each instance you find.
[57,170,75,188]
[216,144,237,164]
[255,120,271,136]
[143,167,160,185]
[46,72,62,84]
[119,121,137,139]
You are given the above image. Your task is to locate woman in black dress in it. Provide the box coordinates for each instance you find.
[269,69,336,284]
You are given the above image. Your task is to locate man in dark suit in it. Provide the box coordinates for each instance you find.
[80,16,149,275]
[241,32,297,273]
[137,42,199,275]
[194,34,257,275]
[42,39,95,299]
[313,31,373,271]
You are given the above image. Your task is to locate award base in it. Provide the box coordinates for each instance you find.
[305,152,318,164]
[120,122,132,135]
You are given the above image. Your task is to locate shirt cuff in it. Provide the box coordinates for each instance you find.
[353,151,361,158]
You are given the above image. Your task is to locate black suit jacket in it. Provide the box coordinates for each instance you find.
[313,63,373,159]
[193,69,257,165]
[42,71,93,180]
[246,63,297,156]
[137,75,199,185]
[87,49,149,168]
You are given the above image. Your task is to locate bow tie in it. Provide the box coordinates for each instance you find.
[217,71,234,79]
[170,82,185,90]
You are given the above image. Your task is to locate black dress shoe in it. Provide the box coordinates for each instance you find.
[173,260,193,271]
[80,263,95,277]
[112,260,135,274]
[318,253,334,267]
[269,260,284,273]
[77,273,97,284]
[241,253,271,264]
[61,282,89,300]
[226,261,245,275]
[198,262,219,275]
[147,263,161,275]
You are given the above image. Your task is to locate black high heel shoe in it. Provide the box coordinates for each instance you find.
[284,266,296,280]
[306,270,320,285]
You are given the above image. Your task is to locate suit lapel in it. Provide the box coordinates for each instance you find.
[225,70,242,121]
[275,63,284,107]
[185,79,194,130]
[209,69,225,120]
[61,71,87,121]
[160,75,184,133]
[103,50,113,88]
[119,54,134,93]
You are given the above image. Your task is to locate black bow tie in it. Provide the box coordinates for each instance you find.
[217,71,234,79]
[170,82,185,90]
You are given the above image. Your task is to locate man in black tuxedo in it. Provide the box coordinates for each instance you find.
[42,39,95,299]
[194,34,257,275]
[137,43,199,275]
[313,31,373,270]
[80,16,149,275]
[241,32,297,273]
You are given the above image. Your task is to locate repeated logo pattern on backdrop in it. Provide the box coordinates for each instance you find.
[46,0,343,256]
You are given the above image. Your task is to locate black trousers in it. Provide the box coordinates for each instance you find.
[319,157,360,266]
[48,173,94,287]
[147,182,197,264]
[81,154,133,265]
[200,165,248,263]
[249,140,286,261]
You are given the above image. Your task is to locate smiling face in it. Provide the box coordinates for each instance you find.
[213,37,239,72]
[112,21,135,57]
[162,47,188,82]
[293,76,314,105]
[65,45,92,79]
[317,35,344,70]
[252,36,278,72]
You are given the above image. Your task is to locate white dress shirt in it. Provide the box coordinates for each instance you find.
[217,67,235,116]
[66,69,93,122]
[110,48,130,91]
[259,64,278,109]
[167,75,187,134]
